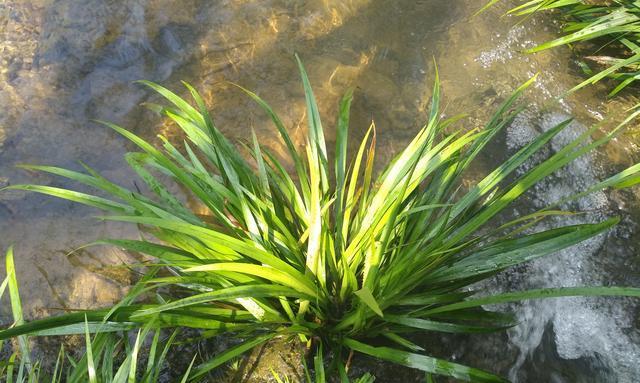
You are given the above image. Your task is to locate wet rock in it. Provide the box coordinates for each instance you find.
[154,23,194,57]
[359,69,401,106]
[224,337,305,383]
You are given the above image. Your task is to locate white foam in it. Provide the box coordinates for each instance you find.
[501,112,640,382]
[476,26,530,69]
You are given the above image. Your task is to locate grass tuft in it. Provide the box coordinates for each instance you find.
[2,58,640,381]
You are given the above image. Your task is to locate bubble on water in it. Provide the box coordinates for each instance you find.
[476,26,535,69]
[506,111,539,151]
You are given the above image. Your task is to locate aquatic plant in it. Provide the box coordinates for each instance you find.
[481,0,640,96]
[0,248,193,383]
[1,249,370,383]
[2,57,640,382]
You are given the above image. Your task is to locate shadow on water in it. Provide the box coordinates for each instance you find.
[1,0,639,381]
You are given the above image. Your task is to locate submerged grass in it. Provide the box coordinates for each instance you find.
[2,56,640,381]
[482,1,640,96]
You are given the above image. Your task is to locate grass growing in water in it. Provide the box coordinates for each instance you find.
[2,57,640,381]
[0,247,194,383]
[481,1,640,96]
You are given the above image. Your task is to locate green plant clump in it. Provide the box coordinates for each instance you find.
[482,0,640,96]
[2,57,640,382]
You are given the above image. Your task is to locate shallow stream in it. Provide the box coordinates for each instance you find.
[1,1,639,381]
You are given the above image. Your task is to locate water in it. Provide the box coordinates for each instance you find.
[1,0,639,381]
[500,113,640,382]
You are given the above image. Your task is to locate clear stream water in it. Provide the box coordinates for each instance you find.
[1,1,639,382]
